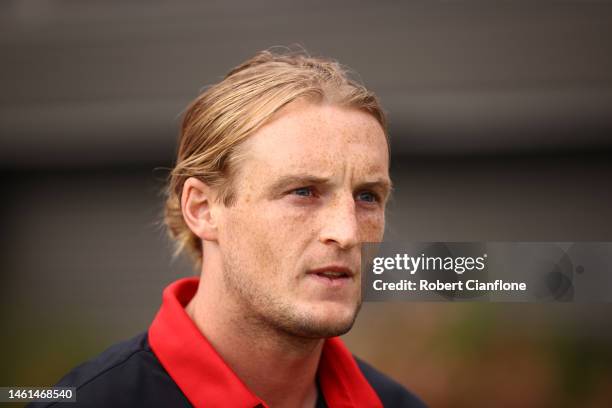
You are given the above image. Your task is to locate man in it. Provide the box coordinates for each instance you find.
[32,49,426,407]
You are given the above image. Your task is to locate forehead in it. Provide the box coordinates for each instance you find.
[239,101,389,178]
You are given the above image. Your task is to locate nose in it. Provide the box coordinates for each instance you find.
[318,194,360,250]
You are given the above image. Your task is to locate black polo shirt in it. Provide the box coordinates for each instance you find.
[30,278,426,407]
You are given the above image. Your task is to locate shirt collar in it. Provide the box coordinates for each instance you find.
[148,277,382,408]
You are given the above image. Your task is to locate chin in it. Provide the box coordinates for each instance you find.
[284,300,362,339]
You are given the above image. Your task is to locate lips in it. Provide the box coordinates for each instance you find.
[307,265,354,280]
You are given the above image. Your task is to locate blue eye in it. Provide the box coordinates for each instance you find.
[357,191,378,203]
[292,187,314,197]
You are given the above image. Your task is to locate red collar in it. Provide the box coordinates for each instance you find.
[148,277,382,408]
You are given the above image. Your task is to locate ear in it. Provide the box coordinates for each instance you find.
[180,177,220,241]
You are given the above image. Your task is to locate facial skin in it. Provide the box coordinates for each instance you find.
[210,100,392,339]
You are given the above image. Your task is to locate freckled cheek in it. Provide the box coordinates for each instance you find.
[270,201,314,224]
[223,211,282,273]
[253,203,313,245]
[358,212,386,241]
[248,213,315,281]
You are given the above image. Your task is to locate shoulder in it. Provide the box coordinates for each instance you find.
[355,357,428,408]
[28,332,190,408]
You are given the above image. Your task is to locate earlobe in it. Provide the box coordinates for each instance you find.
[180,177,219,241]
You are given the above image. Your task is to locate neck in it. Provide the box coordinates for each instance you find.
[185,253,322,408]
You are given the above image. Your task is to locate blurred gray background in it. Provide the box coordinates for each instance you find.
[2,1,612,407]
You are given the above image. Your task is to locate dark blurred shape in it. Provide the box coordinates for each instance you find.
[1,0,612,168]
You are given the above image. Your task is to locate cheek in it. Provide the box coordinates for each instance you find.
[358,211,386,241]
[268,199,318,236]
[222,205,298,269]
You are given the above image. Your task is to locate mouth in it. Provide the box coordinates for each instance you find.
[306,265,354,287]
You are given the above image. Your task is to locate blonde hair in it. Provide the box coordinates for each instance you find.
[164,47,388,268]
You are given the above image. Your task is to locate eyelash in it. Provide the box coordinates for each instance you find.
[291,187,317,197]
[289,187,381,204]
[356,191,380,203]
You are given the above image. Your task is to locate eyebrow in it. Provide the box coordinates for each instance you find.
[267,174,330,194]
[267,173,393,199]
